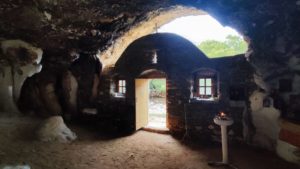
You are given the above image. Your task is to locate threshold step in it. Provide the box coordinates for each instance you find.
[143,126,170,134]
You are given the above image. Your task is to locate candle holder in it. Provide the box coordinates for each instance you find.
[216,111,231,120]
[208,112,238,169]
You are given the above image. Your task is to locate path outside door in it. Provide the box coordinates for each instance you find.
[147,79,166,129]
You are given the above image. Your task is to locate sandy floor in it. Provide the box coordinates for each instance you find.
[0,117,299,169]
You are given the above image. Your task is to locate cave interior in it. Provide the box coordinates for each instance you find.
[0,0,300,169]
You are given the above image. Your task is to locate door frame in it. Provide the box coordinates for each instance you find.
[135,78,150,130]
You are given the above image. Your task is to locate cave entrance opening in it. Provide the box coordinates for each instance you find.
[101,7,248,69]
[157,15,248,58]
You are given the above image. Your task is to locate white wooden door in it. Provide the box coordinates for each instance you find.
[135,79,149,130]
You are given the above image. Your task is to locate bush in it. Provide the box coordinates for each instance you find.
[150,79,166,97]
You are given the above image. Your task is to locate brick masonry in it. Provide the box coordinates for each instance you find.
[99,33,255,141]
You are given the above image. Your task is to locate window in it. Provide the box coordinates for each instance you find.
[192,68,218,100]
[199,78,212,97]
[118,80,126,94]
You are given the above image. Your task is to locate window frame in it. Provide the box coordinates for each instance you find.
[198,78,213,98]
[192,68,219,100]
[117,79,126,94]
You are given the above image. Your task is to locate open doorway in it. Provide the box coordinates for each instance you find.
[148,79,166,129]
[135,78,167,131]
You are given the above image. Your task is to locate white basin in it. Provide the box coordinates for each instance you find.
[214,117,234,126]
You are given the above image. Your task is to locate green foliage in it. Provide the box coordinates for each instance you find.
[197,35,248,58]
[150,79,166,93]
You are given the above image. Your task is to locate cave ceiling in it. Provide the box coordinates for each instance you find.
[0,0,300,75]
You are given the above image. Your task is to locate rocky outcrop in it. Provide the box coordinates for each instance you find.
[250,90,281,150]
[61,70,78,117]
[18,71,62,117]
[36,116,77,143]
[0,40,42,114]
[277,140,300,165]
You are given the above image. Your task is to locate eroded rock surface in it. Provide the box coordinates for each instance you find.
[0,40,42,114]
[37,116,77,143]
[1,0,300,165]
[250,90,281,150]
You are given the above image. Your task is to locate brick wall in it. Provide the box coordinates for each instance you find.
[99,33,255,141]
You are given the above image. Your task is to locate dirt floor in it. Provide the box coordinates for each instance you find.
[0,116,299,169]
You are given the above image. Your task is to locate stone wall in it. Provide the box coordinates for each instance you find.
[110,33,211,133]
[185,56,255,141]
[102,33,255,141]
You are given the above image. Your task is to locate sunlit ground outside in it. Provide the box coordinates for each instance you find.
[148,97,166,129]
[147,79,167,129]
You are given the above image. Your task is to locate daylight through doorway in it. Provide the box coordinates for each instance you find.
[147,79,167,129]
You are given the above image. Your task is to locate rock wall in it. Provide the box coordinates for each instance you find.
[0,66,19,114]
[0,0,299,121]
[0,0,300,163]
[37,115,77,143]
[0,40,43,115]
[250,90,281,150]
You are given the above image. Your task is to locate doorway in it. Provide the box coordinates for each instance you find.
[148,79,166,128]
[135,78,167,130]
